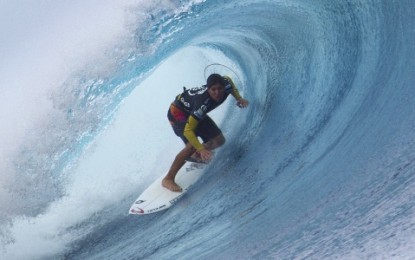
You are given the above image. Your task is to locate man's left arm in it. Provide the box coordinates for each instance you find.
[223,76,249,108]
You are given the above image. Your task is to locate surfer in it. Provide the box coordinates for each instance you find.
[162,73,249,192]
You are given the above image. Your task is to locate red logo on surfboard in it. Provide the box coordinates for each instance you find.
[130,208,144,214]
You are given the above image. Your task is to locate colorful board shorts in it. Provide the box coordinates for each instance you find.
[167,103,222,144]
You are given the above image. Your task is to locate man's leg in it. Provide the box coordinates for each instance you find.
[197,116,225,151]
[188,133,225,162]
[162,142,196,192]
[204,133,225,150]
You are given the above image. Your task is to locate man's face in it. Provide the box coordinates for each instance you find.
[208,83,225,102]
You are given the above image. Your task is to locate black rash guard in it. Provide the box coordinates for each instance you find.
[172,76,242,150]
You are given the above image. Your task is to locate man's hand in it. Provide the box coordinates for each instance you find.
[198,149,213,162]
[237,98,249,108]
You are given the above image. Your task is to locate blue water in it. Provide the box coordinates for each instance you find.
[1,0,415,259]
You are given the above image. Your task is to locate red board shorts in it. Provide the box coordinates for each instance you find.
[167,103,222,145]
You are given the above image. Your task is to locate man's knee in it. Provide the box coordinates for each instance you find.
[216,134,226,147]
[185,142,196,152]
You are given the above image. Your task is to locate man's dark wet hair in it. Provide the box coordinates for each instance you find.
[206,73,226,88]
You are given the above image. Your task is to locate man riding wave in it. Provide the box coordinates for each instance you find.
[163,73,249,192]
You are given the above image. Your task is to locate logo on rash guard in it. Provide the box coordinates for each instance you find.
[180,97,190,107]
[194,105,207,118]
[188,87,207,96]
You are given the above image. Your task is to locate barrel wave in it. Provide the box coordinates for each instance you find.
[1,0,415,259]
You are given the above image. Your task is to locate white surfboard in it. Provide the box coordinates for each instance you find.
[129,162,206,215]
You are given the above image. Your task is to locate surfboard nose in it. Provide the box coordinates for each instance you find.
[130,208,144,214]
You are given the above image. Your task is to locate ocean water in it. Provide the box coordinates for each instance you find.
[1,0,415,259]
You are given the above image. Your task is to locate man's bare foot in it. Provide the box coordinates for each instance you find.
[162,178,182,192]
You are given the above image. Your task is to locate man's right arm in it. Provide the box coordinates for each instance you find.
[183,115,205,151]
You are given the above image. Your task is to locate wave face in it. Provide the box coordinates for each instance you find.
[1,0,415,259]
